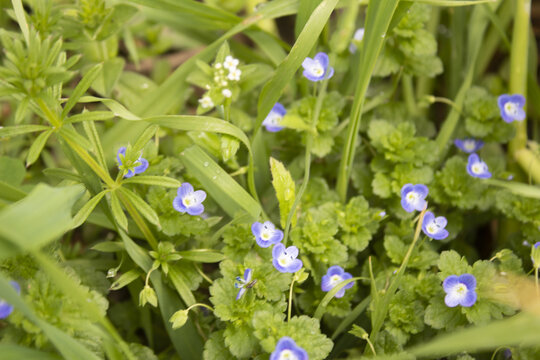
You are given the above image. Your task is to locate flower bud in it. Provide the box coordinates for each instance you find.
[139,286,158,307]
[169,310,188,329]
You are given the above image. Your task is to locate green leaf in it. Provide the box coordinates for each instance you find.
[0,344,60,360]
[256,0,339,131]
[110,192,128,230]
[118,187,160,228]
[91,241,125,253]
[62,63,103,119]
[0,184,83,258]
[0,156,25,186]
[66,111,116,124]
[0,273,101,360]
[26,129,52,166]
[82,119,107,170]
[168,264,197,307]
[11,0,29,44]
[177,249,225,263]
[72,190,109,228]
[270,157,296,228]
[123,176,182,188]
[412,313,540,358]
[180,145,261,219]
[0,124,49,138]
[110,269,143,291]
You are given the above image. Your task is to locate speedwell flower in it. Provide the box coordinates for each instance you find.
[117,147,149,178]
[252,221,283,248]
[454,138,484,153]
[0,280,20,319]
[270,337,308,360]
[466,153,491,179]
[173,182,206,216]
[531,242,540,268]
[301,52,334,82]
[349,28,365,53]
[234,268,255,300]
[421,211,449,240]
[443,274,477,307]
[272,244,302,273]
[321,265,354,298]
[497,94,526,123]
[263,103,286,132]
[400,183,428,213]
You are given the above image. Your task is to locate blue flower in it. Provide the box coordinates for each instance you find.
[263,103,286,132]
[321,265,354,298]
[234,268,255,300]
[117,147,149,178]
[400,184,428,213]
[531,242,540,268]
[466,153,491,178]
[443,274,477,307]
[272,243,302,273]
[252,221,283,248]
[0,280,20,319]
[349,28,365,53]
[173,182,206,216]
[454,138,484,153]
[270,337,308,360]
[498,94,526,123]
[421,211,449,240]
[301,52,334,82]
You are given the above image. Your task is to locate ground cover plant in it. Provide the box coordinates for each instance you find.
[1,0,540,359]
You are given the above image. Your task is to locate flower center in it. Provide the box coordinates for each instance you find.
[266,113,282,126]
[182,194,196,207]
[472,163,484,175]
[464,141,475,152]
[454,283,467,296]
[279,350,298,360]
[504,102,518,116]
[311,62,324,77]
[329,275,343,287]
[278,252,293,267]
[426,221,440,234]
[407,192,418,202]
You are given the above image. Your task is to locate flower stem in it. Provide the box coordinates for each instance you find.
[287,277,296,322]
[535,266,539,297]
[116,191,158,250]
[508,0,531,157]
[282,77,328,245]
[186,303,214,313]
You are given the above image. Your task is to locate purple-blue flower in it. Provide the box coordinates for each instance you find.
[0,280,20,319]
[234,268,254,300]
[252,221,283,248]
[270,337,308,360]
[272,244,302,273]
[466,153,491,179]
[349,28,365,53]
[173,182,206,216]
[422,211,449,240]
[454,138,484,153]
[263,103,286,132]
[498,94,526,123]
[301,52,334,82]
[321,266,354,298]
[443,274,477,307]
[117,147,149,178]
[400,184,428,213]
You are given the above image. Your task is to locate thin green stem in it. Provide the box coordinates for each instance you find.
[116,191,158,250]
[508,0,530,156]
[194,264,214,284]
[61,133,116,188]
[283,78,328,245]
[287,277,296,322]
[36,98,62,128]
[402,74,417,116]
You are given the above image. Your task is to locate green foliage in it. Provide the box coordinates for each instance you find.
[337,196,380,251]
[270,157,296,228]
[463,87,515,142]
[431,156,494,210]
[252,311,333,360]
[374,4,442,78]
[146,187,209,238]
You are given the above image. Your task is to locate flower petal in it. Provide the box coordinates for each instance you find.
[186,204,204,216]
[192,190,207,204]
[178,183,194,197]
[443,275,459,292]
[251,222,263,238]
[327,265,344,276]
[460,289,477,307]
[458,273,476,290]
[272,243,285,258]
[172,196,187,213]
[286,246,299,258]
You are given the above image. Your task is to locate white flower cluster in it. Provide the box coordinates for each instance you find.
[198,55,242,109]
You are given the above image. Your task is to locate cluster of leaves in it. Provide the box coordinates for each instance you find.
[374,4,442,78]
